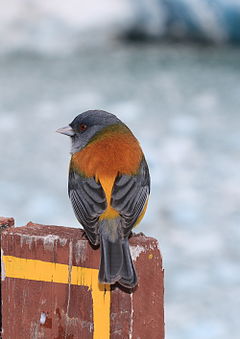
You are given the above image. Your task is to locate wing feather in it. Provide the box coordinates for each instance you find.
[68,169,107,244]
[111,157,150,236]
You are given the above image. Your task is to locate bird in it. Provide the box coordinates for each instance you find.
[57,110,150,288]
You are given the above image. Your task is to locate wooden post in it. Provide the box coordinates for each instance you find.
[1,221,164,339]
[0,216,15,338]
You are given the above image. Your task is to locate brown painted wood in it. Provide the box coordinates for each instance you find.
[1,223,164,339]
[0,216,15,337]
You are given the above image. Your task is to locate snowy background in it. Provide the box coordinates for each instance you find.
[1,1,240,339]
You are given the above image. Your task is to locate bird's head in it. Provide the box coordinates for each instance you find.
[56,110,123,154]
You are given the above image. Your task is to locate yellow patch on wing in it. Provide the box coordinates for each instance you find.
[133,199,149,227]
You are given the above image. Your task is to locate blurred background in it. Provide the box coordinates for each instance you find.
[1,1,240,338]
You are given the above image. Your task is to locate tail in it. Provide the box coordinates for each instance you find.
[98,219,137,288]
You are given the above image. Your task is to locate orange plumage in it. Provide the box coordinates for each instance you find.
[71,126,143,177]
[71,126,143,220]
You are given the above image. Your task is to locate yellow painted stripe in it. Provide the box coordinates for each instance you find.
[3,255,110,339]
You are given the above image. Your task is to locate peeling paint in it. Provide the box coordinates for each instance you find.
[1,249,6,280]
[20,234,33,249]
[59,238,68,247]
[18,233,68,251]
[40,298,47,305]
[74,240,87,264]
[82,320,94,333]
[43,235,59,251]
[30,321,45,339]
[61,311,93,331]
[130,245,145,261]
[65,241,73,339]
[155,240,164,268]
[129,292,134,339]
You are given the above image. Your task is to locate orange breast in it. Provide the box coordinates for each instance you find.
[71,129,143,219]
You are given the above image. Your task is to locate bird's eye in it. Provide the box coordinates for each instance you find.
[79,123,88,131]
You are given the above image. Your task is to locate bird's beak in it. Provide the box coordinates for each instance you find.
[56,126,75,137]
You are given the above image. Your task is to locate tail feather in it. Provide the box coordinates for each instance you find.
[118,239,137,288]
[99,233,123,283]
[98,219,137,288]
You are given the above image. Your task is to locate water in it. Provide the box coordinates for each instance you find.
[0,42,240,338]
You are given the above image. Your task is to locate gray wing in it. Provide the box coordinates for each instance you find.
[68,168,107,245]
[111,157,150,237]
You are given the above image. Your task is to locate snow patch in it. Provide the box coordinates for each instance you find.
[130,245,145,261]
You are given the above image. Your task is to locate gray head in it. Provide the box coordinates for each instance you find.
[56,110,123,154]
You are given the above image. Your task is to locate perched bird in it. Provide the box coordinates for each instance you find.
[57,110,150,288]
